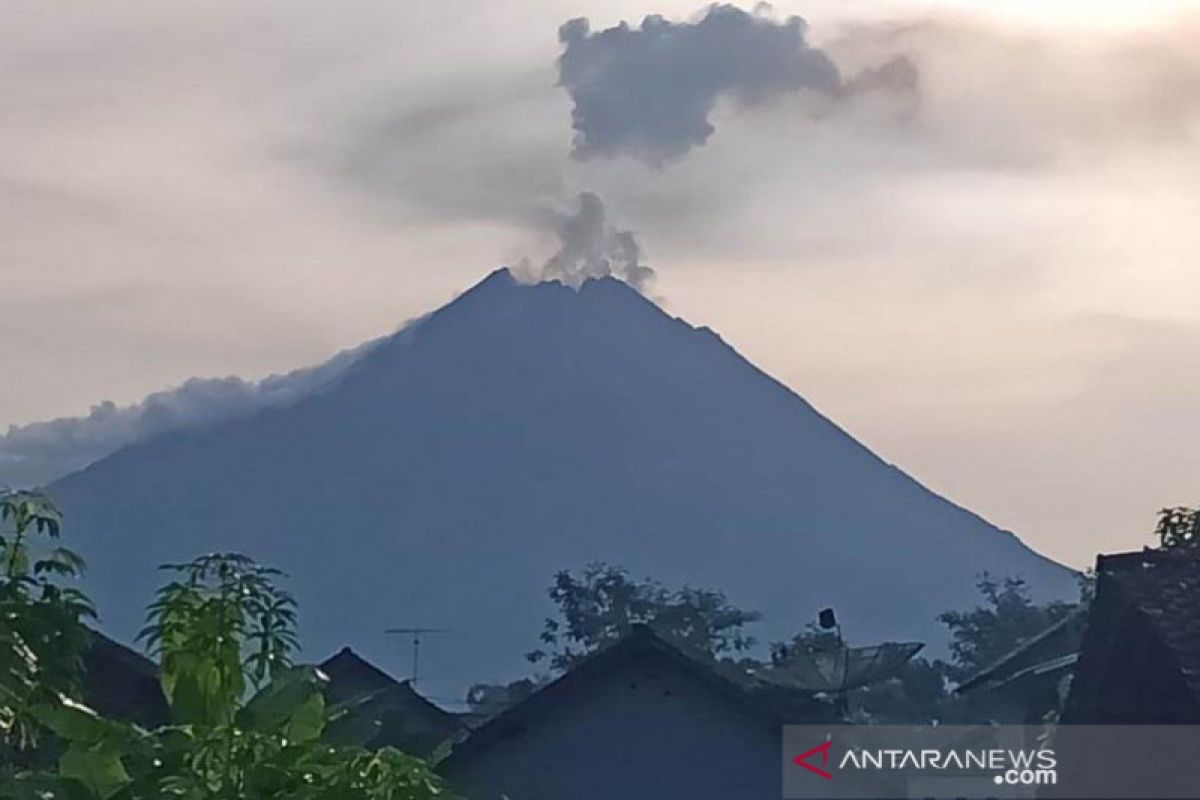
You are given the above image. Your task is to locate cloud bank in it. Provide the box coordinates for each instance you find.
[0,337,383,488]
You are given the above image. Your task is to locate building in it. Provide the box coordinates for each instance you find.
[954,609,1086,723]
[77,635,466,755]
[319,647,466,756]
[1062,547,1200,724]
[81,628,169,728]
[442,624,834,800]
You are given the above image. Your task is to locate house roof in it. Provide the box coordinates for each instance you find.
[1089,548,1200,698]
[444,624,833,765]
[956,608,1087,694]
[985,652,1079,693]
[318,647,402,705]
[1062,547,1200,724]
[318,647,464,756]
[81,628,169,728]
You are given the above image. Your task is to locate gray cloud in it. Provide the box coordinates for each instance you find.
[0,336,385,489]
[557,4,844,163]
[532,191,655,291]
[325,74,566,226]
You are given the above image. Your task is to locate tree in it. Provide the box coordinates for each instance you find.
[37,552,447,799]
[527,563,760,672]
[768,623,841,664]
[1,492,448,800]
[937,574,1075,681]
[0,489,93,755]
[1155,505,1198,551]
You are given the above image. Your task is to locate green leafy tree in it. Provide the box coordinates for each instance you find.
[0,489,93,754]
[30,552,449,799]
[768,623,841,664]
[527,563,761,672]
[1,491,448,800]
[937,574,1075,681]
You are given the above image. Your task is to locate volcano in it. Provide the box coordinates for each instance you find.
[50,269,1075,702]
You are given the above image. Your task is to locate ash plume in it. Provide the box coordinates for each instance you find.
[557,4,917,164]
[557,4,840,163]
[538,192,655,291]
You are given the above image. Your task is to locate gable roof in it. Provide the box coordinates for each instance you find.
[444,625,833,765]
[318,647,464,756]
[318,647,401,705]
[1065,548,1200,720]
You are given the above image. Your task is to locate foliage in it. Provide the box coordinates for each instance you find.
[527,562,761,672]
[0,495,448,800]
[768,623,842,664]
[766,573,1090,724]
[139,553,300,728]
[1155,505,1198,551]
[937,573,1076,682]
[48,552,448,799]
[0,489,93,752]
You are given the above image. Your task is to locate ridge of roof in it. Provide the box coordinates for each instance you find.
[332,677,459,723]
[444,624,829,766]
[319,647,399,686]
[956,608,1086,694]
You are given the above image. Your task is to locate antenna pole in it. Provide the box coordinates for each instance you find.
[412,631,420,686]
[385,627,449,688]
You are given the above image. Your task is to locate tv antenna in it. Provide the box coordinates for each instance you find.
[385,627,449,686]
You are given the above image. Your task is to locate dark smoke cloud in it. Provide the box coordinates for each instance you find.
[0,337,384,489]
[558,4,842,163]
[536,192,654,291]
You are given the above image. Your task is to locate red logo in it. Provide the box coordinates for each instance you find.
[793,739,833,780]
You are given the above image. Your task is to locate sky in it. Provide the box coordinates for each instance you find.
[2,0,1198,568]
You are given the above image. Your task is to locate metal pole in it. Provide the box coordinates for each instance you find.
[384,628,449,688]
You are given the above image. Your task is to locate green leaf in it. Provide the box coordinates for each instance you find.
[32,697,110,742]
[237,666,327,744]
[165,657,236,727]
[60,739,131,799]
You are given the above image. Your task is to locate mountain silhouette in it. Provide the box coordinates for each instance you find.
[51,269,1076,702]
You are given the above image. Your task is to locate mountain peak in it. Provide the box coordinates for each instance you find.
[415,267,664,345]
[472,266,521,291]
[50,271,1076,701]
[463,266,648,300]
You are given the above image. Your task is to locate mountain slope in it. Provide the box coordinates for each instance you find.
[51,269,1076,702]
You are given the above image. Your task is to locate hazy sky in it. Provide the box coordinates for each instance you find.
[3,0,1198,568]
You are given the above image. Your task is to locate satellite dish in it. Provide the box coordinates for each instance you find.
[767,642,924,693]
